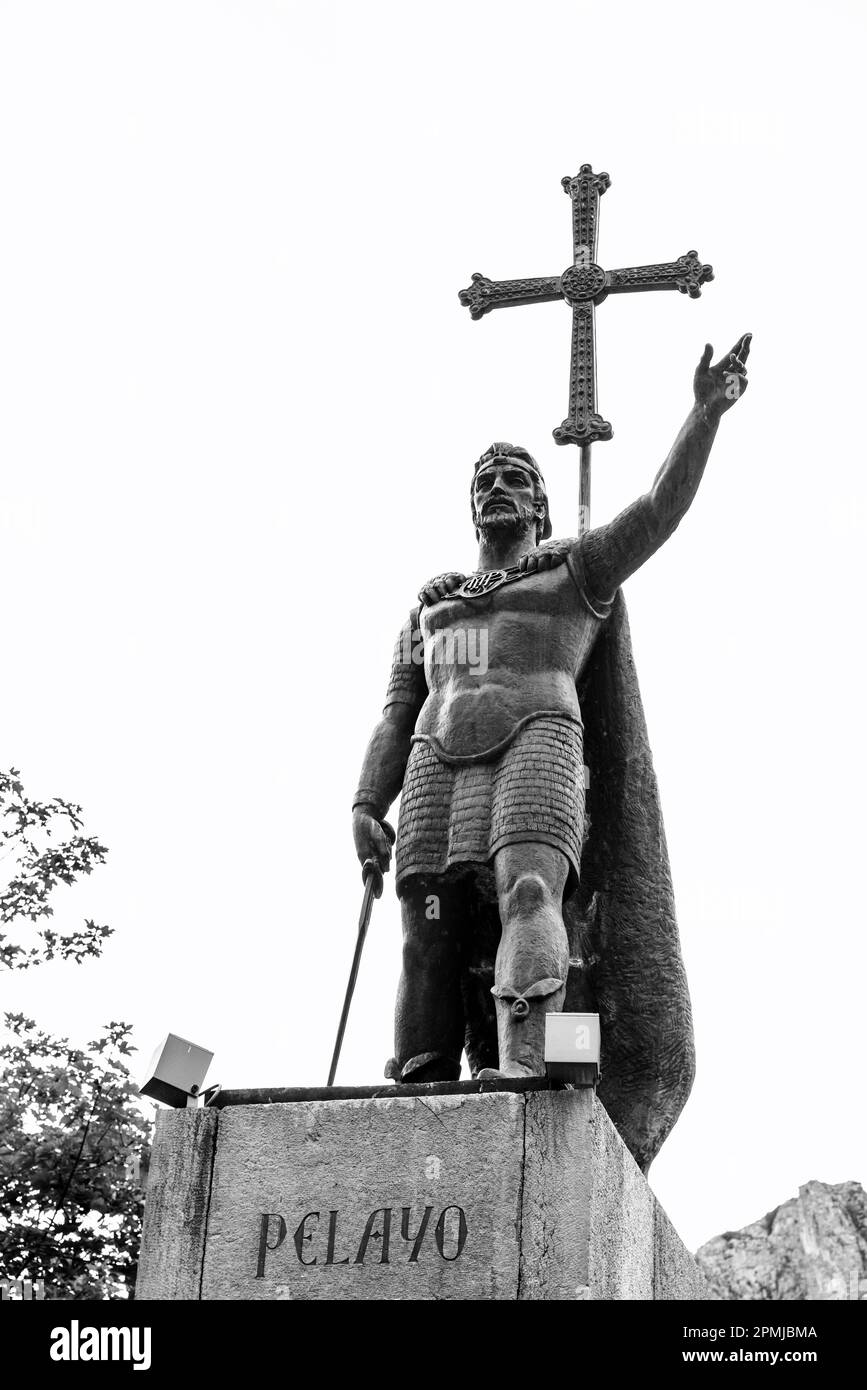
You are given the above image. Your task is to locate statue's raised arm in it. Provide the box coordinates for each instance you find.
[581,334,751,601]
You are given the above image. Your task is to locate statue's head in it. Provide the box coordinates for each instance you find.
[471,443,552,545]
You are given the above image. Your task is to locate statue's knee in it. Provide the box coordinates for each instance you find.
[503,871,552,919]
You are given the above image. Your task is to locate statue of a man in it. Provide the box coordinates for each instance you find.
[353,336,750,1110]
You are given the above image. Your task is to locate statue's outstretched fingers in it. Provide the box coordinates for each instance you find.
[728,332,752,370]
[698,343,713,372]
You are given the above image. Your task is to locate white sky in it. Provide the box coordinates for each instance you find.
[1,0,865,1255]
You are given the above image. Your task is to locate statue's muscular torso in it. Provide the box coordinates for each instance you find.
[413,541,609,761]
[377,497,669,782]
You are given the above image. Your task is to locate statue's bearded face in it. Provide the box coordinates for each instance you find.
[473,459,540,540]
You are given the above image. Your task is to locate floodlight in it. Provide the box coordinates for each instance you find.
[544,1012,600,1086]
[140,1033,214,1108]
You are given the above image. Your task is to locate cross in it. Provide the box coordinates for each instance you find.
[458,164,714,531]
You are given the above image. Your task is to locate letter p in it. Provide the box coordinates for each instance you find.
[256,1212,287,1278]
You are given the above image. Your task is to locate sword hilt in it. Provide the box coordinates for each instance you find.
[360,819,395,902]
[361,857,384,901]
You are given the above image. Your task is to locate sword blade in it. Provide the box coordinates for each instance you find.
[327,864,380,1087]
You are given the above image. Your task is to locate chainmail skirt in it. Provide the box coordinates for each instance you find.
[394,713,585,896]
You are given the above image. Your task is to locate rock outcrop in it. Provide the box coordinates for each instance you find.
[696,1181,867,1300]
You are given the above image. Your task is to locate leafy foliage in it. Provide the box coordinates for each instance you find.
[0,1014,151,1300]
[0,768,111,970]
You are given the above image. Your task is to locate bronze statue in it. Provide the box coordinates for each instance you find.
[351,163,750,1171]
[353,335,750,1173]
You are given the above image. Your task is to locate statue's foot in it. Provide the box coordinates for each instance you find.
[385,1052,461,1084]
[477,1064,541,1081]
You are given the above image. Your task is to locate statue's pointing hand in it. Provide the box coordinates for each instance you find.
[694,332,751,417]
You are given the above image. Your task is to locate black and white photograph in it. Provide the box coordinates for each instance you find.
[0,0,865,1356]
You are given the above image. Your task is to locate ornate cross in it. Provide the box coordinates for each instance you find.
[459,164,713,530]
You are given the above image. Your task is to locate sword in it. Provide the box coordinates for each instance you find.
[327,841,391,1087]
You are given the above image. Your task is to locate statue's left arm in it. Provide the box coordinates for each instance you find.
[581,334,751,600]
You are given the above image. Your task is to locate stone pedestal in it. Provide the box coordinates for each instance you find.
[136,1084,706,1301]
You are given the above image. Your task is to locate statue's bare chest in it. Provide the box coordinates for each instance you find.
[421,563,579,640]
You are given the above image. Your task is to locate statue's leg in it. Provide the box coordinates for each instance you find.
[478,843,570,1080]
[388,876,465,1083]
